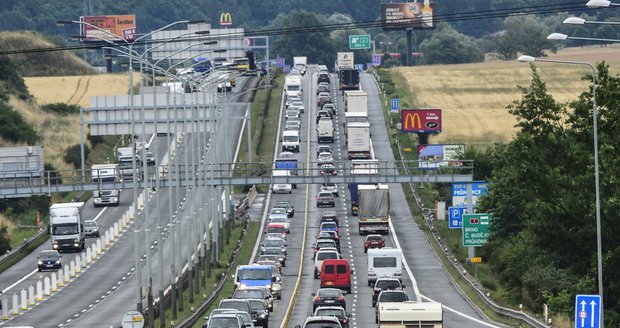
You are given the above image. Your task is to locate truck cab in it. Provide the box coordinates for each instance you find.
[49,202,85,252]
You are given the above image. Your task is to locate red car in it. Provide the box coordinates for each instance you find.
[364,234,385,253]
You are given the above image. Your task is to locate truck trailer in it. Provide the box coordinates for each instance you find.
[377,301,443,328]
[358,184,390,235]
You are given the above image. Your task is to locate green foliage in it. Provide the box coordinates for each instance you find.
[0,55,29,100]
[64,144,89,169]
[0,100,39,144]
[0,225,11,254]
[419,23,484,65]
[41,102,80,116]
[490,15,557,60]
[44,163,62,185]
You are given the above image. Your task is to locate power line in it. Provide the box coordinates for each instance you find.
[0,2,595,56]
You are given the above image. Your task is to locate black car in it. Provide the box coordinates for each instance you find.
[274,201,295,218]
[312,288,346,311]
[37,250,62,271]
[83,220,100,238]
[262,247,287,267]
[372,278,405,306]
[319,211,340,226]
[248,298,270,327]
[318,73,331,84]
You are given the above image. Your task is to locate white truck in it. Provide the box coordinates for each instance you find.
[346,122,371,160]
[377,301,443,328]
[316,118,334,143]
[358,184,390,235]
[336,52,354,71]
[344,90,367,113]
[343,112,368,136]
[116,146,140,181]
[49,202,86,252]
[293,56,307,75]
[367,248,403,285]
[91,163,120,182]
[284,75,303,99]
[281,130,301,153]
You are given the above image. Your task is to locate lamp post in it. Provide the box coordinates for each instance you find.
[518,55,604,327]
[587,0,620,7]
[563,17,620,26]
[547,33,620,43]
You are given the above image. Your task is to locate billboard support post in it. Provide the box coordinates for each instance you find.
[406,29,413,66]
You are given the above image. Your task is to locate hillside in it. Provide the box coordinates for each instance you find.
[393,45,620,148]
[0,31,95,77]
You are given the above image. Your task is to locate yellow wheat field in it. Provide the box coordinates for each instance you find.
[393,46,620,148]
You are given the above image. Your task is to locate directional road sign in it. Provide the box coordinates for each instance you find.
[372,53,382,66]
[462,213,491,247]
[448,206,467,229]
[121,310,145,328]
[452,181,488,207]
[575,294,601,328]
[349,34,371,49]
[391,98,399,112]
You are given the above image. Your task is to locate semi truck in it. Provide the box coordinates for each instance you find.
[49,202,86,252]
[343,112,368,136]
[346,122,371,160]
[348,160,379,216]
[377,301,443,328]
[339,69,360,92]
[358,184,390,235]
[116,146,141,181]
[293,56,307,75]
[275,152,299,175]
[344,90,368,114]
[284,75,303,99]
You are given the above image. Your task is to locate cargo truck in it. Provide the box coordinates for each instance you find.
[275,152,299,176]
[344,90,367,114]
[49,202,85,252]
[284,75,303,99]
[343,112,368,135]
[348,160,379,216]
[358,184,390,235]
[317,118,335,143]
[339,69,360,92]
[346,122,371,160]
[116,147,141,181]
[377,301,443,328]
[293,56,307,75]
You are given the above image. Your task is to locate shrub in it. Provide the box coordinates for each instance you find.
[41,103,80,116]
[64,144,89,169]
[0,100,39,144]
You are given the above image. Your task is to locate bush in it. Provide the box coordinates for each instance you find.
[64,144,89,169]
[0,100,38,144]
[41,103,80,116]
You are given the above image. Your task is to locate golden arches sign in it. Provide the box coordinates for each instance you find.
[220,12,233,26]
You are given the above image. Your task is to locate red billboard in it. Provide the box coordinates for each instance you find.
[401,109,442,133]
[381,2,435,30]
[80,15,136,42]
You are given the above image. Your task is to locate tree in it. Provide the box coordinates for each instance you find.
[0,225,10,255]
[489,15,557,60]
[269,10,338,67]
[64,144,89,170]
[418,23,484,65]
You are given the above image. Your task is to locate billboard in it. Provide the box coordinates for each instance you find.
[381,2,435,30]
[401,109,442,133]
[80,15,136,42]
[220,12,233,27]
[416,144,464,169]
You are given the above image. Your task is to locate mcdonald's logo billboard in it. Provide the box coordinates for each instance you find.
[220,12,233,26]
[401,109,442,133]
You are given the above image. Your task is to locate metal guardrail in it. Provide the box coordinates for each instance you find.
[0,229,47,272]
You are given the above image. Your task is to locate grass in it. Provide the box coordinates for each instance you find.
[234,73,285,193]
[391,45,620,149]
[149,221,259,328]
[0,231,48,274]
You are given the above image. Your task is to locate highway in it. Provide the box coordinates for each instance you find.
[253,68,499,327]
[0,77,257,327]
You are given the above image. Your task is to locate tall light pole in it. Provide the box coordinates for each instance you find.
[518,55,604,327]
[587,0,620,7]
[547,33,620,43]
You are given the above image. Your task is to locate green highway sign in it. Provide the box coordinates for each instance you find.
[462,213,491,247]
[349,34,371,50]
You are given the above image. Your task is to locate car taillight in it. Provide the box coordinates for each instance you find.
[314,296,321,301]
[338,296,345,301]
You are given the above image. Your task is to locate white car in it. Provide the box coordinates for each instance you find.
[268,216,291,233]
[289,100,305,113]
[285,109,301,119]
[313,248,341,278]
[285,119,301,131]
[317,152,334,166]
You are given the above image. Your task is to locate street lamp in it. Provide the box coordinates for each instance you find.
[517,55,604,327]
[587,0,620,7]
[547,32,620,43]
[563,17,620,26]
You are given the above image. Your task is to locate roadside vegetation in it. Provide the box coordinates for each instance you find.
[378,47,620,326]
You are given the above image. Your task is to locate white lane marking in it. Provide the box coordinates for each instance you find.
[92,206,108,222]
[1,268,39,294]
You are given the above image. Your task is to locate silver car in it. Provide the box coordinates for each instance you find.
[285,109,301,119]
[317,152,334,166]
[289,100,305,113]
[285,119,301,131]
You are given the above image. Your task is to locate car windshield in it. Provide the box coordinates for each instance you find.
[282,135,298,142]
[238,268,271,280]
[317,252,338,260]
[267,226,284,233]
[233,290,263,299]
[264,248,283,255]
[219,301,248,312]
[321,223,337,229]
[270,217,287,223]
[316,308,345,317]
[317,241,335,248]
[367,235,382,241]
[276,202,291,208]
[208,317,239,326]
[40,251,58,260]
[317,289,341,297]
[248,300,265,311]
[319,192,332,198]
[264,239,285,248]
[377,280,401,289]
[304,322,340,328]
[271,208,286,214]
[380,292,409,302]
[84,221,97,228]
[259,255,279,262]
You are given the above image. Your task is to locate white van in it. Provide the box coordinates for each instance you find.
[281,130,300,153]
[271,169,293,193]
[367,248,403,286]
[316,118,334,143]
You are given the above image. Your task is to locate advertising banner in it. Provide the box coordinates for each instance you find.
[417,144,464,169]
[401,109,442,133]
[80,15,136,42]
[381,2,435,30]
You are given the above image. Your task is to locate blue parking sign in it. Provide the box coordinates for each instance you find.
[448,206,467,229]
[575,294,601,328]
